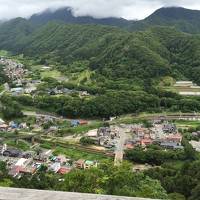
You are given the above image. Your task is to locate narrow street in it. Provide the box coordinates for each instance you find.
[114,127,128,166]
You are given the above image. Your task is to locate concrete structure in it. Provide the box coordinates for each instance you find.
[0,187,158,200]
[174,81,194,87]
[190,140,200,152]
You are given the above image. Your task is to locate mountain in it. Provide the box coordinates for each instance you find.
[1,6,200,88]
[29,7,130,28]
[28,6,200,34]
[0,17,34,52]
[130,7,200,33]
[1,17,200,87]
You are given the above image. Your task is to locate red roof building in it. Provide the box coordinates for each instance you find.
[58,167,71,175]
[79,120,88,125]
[140,139,153,146]
[165,133,182,143]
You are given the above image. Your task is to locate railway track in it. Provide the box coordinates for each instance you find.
[138,114,200,121]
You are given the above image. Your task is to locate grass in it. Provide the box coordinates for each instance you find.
[40,141,53,149]
[162,160,185,170]
[70,70,94,85]
[4,139,30,151]
[53,146,110,161]
[59,121,103,136]
[174,120,200,129]
[0,50,10,57]
[41,70,61,78]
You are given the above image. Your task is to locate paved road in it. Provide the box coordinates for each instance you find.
[114,127,128,166]
[23,111,62,120]
[23,111,93,124]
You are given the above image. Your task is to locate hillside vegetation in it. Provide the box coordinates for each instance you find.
[1,8,200,118]
[27,7,200,34]
[0,19,200,86]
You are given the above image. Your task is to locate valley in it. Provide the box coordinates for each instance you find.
[1,5,200,200]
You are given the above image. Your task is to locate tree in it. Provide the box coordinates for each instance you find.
[182,138,196,160]
[80,137,95,145]
[189,184,200,200]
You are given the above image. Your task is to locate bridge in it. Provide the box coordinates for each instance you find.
[0,187,159,200]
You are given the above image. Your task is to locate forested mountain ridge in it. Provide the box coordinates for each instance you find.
[0,17,200,88]
[27,6,200,34]
[0,6,200,89]
[130,7,200,33]
[2,17,200,84]
[29,7,130,28]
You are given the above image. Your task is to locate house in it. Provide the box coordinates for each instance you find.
[140,139,153,146]
[25,86,37,94]
[8,166,24,177]
[79,120,88,125]
[190,140,200,152]
[165,133,182,143]
[58,167,71,175]
[15,158,28,167]
[98,127,111,137]
[31,80,41,84]
[19,123,28,129]
[41,66,51,71]
[162,124,177,133]
[160,142,184,150]
[125,142,135,149]
[85,129,98,138]
[49,162,61,173]
[84,160,98,169]
[75,159,85,169]
[0,124,9,131]
[56,155,67,164]
[3,149,22,157]
[10,87,24,95]
[79,91,90,97]
[0,118,5,125]
[71,120,79,127]
[48,126,58,132]
[62,88,73,94]
[192,131,200,137]
[9,121,18,129]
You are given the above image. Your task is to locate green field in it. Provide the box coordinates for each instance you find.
[41,70,62,79]
[69,70,94,85]
[4,139,31,151]
[174,120,200,129]
[0,50,10,57]
[58,121,103,136]
[53,146,110,161]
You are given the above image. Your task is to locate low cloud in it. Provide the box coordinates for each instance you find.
[0,0,200,20]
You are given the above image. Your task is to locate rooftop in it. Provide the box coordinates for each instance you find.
[0,187,159,200]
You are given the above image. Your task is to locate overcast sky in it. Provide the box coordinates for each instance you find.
[1,0,200,20]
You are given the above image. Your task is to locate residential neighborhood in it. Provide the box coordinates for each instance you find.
[0,144,98,178]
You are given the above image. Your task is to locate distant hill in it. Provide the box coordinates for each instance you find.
[28,6,200,33]
[130,7,200,33]
[0,7,200,87]
[0,17,34,52]
[1,17,200,86]
[29,7,130,28]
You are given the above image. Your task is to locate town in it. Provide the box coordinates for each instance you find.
[0,56,197,180]
[0,112,186,178]
[0,56,90,97]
